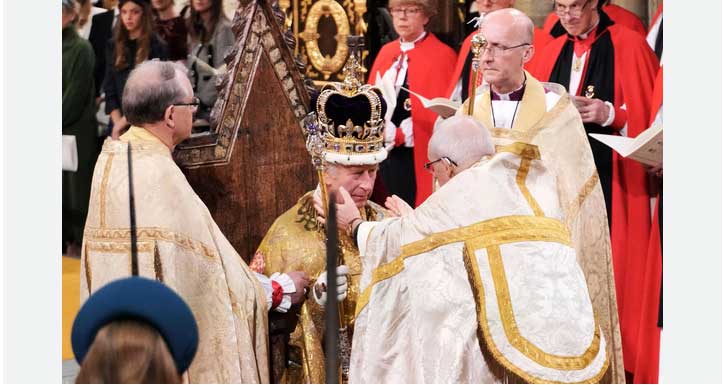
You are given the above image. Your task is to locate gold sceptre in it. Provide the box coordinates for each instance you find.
[466,33,486,116]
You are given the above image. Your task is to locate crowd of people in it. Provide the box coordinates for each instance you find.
[64,0,664,383]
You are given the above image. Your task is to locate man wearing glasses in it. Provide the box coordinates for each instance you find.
[533,3,659,378]
[80,61,311,383]
[445,0,552,104]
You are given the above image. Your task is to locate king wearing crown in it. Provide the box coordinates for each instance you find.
[248,56,390,383]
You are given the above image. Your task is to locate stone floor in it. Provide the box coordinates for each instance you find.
[62,359,79,383]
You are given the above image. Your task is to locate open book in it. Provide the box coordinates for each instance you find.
[589,124,662,167]
[400,86,461,118]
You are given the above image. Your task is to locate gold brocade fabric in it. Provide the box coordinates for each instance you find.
[80,127,269,383]
[257,191,387,383]
[461,75,624,383]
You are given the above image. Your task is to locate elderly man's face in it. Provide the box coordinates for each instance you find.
[390,2,430,42]
[325,164,378,208]
[171,74,196,145]
[479,18,530,91]
[556,0,597,37]
[475,0,514,14]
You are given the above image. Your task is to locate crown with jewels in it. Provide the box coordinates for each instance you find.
[304,54,388,166]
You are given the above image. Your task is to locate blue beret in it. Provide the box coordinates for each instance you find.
[71,277,198,374]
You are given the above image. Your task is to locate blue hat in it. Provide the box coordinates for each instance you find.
[71,276,198,374]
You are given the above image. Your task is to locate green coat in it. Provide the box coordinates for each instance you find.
[62,26,98,245]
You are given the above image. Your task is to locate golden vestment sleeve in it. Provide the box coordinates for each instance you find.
[254,191,387,383]
[80,127,269,383]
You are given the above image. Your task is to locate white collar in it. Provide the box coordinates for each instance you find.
[400,31,427,52]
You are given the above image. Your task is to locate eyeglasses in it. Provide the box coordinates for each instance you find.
[389,7,423,17]
[171,96,200,112]
[553,0,593,18]
[480,41,531,57]
[424,157,458,171]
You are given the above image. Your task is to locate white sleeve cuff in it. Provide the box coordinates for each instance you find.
[357,221,379,257]
[270,272,296,313]
[602,101,615,127]
[254,272,273,311]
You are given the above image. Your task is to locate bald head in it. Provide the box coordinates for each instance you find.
[429,115,494,171]
[122,60,191,126]
[483,8,534,44]
[475,0,515,14]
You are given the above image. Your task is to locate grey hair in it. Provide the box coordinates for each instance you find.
[428,116,495,169]
[62,0,77,12]
[122,60,190,126]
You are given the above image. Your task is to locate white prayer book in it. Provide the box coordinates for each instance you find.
[62,135,78,172]
[589,124,663,167]
[400,86,461,118]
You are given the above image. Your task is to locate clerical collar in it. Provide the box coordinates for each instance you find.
[491,83,526,101]
[575,19,599,40]
[400,31,427,52]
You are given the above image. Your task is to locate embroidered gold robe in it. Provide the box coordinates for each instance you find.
[80,127,269,383]
[461,74,624,382]
[351,144,610,383]
[254,191,387,383]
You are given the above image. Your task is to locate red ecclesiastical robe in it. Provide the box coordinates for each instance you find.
[368,33,456,206]
[631,64,663,384]
[543,4,647,37]
[532,10,659,378]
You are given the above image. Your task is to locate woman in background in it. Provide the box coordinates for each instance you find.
[104,0,168,139]
[186,0,234,122]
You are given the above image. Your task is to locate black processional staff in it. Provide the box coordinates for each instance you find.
[324,192,340,384]
[128,143,139,276]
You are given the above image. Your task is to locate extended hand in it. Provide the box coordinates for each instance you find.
[286,270,310,305]
[313,265,350,306]
[313,186,361,232]
[572,96,610,125]
[385,194,413,217]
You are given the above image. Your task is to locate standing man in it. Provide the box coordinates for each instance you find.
[368,0,456,207]
[532,4,659,378]
[81,61,307,383]
[458,8,625,381]
[249,71,390,383]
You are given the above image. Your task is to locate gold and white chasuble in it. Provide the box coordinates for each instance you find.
[80,127,269,383]
[350,76,622,383]
[255,191,387,383]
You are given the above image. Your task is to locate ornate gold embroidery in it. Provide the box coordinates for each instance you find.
[496,142,544,216]
[355,215,571,316]
[462,241,610,383]
[85,242,155,254]
[85,227,219,261]
[565,172,600,224]
[99,153,115,228]
[84,243,92,295]
[487,245,600,370]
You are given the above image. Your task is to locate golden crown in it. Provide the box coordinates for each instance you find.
[304,54,387,165]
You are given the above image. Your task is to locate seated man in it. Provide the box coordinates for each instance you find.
[249,70,390,383]
[322,116,611,383]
